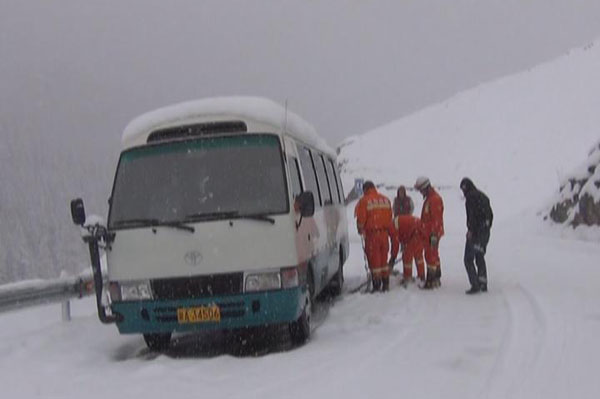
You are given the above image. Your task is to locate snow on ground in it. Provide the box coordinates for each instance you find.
[2,37,600,399]
[1,207,600,399]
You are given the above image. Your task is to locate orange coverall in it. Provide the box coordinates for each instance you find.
[390,215,425,280]
[354,187,393,282]
[421,187,444,277]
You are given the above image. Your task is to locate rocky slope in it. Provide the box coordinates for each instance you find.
[548,140,600,227]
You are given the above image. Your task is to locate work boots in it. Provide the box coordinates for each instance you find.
[371,278,382,293]
[465,286,480,295]
[423,267,441,289]
[382,277,390,292]
[478,277,487,292]
[432,267,442,288]
[422,275,435,290]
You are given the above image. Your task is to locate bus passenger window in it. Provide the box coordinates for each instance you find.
[299,147,321,206]
[313,153,332,206]
[325,158,340,204]
[289,157,303,199]
[333,162,345,203]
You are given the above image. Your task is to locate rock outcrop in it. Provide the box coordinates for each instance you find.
[548,140,600,227]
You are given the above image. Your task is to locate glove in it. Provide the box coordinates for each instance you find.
[430,234,439,247]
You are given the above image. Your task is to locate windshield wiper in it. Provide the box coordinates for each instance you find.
[112,218,195,233]
[185,211,275,224]
[159,220,195,233]
[234,213,275,224]
[185,211,239,221]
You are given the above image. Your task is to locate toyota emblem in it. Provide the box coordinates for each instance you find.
[184,251,203,266]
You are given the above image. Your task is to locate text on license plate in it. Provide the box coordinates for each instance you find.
[177,305,221,324]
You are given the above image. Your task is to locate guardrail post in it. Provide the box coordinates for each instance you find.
[61,300,71,322]
[60,270,71,322]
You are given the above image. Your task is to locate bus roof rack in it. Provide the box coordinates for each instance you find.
[146,120,248,143]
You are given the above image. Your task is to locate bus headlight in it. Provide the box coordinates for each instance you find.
[281,267,299,288]
[245,271,281,292]
[110,280,153,301]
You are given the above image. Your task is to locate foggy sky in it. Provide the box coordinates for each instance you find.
[3,0,600,146]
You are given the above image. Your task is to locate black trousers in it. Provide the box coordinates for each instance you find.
[464,230,490,289]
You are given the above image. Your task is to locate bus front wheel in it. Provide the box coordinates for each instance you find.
[143,333,172,351]
[289,271,313,345]
[329,248,344,297]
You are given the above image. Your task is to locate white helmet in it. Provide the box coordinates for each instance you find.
[414,176,431,191]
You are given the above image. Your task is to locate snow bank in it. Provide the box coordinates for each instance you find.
[122,96,334,155]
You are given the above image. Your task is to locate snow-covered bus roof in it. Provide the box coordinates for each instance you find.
[122,96,335,156]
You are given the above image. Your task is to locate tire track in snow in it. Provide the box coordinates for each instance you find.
[247,286,434,399]
[482,283,547,399]
[308,285,440,396]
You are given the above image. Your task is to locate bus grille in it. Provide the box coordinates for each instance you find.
[151,273,244,300]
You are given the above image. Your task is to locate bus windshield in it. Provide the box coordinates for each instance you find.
[108,134,288,229]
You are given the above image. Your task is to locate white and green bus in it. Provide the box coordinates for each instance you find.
[71,97,349,349]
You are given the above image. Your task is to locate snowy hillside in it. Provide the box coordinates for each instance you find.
[339,42,600,225]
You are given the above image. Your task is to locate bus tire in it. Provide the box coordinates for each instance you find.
[329,249,344,297]
[143,333,172,351]
[289,269,313,345]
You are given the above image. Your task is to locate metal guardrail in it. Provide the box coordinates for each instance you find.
[0,274,95,319]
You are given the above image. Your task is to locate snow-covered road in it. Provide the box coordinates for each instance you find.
[2,217,599,399]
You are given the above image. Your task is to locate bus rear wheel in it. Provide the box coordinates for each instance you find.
[329,249,344,297]
[143,333,172,351]
[289,270,313,345]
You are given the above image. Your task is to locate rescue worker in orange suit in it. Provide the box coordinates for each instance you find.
[388,215,425,286]
[414,176,444,289]
[354,181,394,292]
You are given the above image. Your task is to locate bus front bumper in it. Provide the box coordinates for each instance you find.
[110,287,306,334]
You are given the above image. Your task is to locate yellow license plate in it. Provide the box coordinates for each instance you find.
[177,305,221,324]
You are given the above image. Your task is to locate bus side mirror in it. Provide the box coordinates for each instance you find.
[70,198,86,226]
[296,191,315,218]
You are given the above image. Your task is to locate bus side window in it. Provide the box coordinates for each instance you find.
[299,147,321,207]
[289,156,303,200]
[333,162,346,203]
[313,152,332,206]
[325,158,340,204]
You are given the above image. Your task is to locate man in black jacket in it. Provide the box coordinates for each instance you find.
[460,177,493,294]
